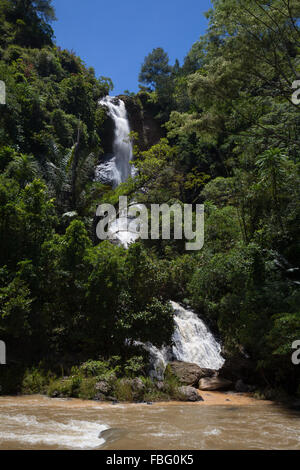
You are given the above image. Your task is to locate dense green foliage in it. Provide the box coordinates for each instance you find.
[0,0,299,398]
[0,0,175,394]
[20,359,184,402]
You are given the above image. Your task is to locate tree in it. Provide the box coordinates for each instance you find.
[5,0,56,47]
[7,153,39,187]
[139,48,172,91]
[255,148,289,227]
[10,0,56,23]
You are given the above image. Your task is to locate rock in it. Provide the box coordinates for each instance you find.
[120,94,164,151]
[117,377,145,401]
[95,380,110,395]
[198,377,233,391]
[98,428,126,443]
[156,381,165,391]
[167,361,216,386]
[107,396,118,402]
[199,368,216,379]
[218,355,257,384]
[235,379,251,393]
[178,386,204,402]
[131,377,145,392]
[93,392,106,401]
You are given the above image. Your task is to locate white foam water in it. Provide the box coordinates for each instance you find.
[95,96,133,188]
[144,302,225,379]
[170,301,225,370]
[95,96,142,247]
[0,412,108,449]
[135,342,171,380]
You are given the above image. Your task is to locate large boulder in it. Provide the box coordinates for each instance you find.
[198,377,233,391]
[167,361,215,386]
[178,386,204,402]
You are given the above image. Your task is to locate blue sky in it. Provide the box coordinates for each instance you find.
[52,0,212,95]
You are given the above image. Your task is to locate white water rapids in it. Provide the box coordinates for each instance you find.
[141,302,224,379]
[95,97,224,378]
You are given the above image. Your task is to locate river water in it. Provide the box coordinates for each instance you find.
[0,395,299,450]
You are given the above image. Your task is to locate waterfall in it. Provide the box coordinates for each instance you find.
[94,98,225,379]
[170,302,224,369]
[95,96,133,188]
[143,302,225,380]
[95,96,139,247]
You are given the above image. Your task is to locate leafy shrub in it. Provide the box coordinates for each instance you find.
[47,374,81,398]
[21,368,51,394]
[124,356,145,377]
[78,378,98,400]
[80,358,121,379]
[114,379,133,402]
[79,360,111,377]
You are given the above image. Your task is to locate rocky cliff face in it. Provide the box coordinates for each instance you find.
[118,92,165,151]
[99,113,114,157]
[96,92,165,182]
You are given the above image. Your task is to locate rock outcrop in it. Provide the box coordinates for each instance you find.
[198,377,233,391]
[167,361,216,386]
[178,386,204,402]
[120,92,164,151]
[218,354,257,385]
[235,379,255,393]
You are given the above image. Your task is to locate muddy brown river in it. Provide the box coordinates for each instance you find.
[0,395,299,450]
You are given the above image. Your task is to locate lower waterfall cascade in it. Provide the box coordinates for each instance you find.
[142,302,225,379]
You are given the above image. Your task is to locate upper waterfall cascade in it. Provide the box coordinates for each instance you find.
[95,96,139,247]
[95,96,134,188]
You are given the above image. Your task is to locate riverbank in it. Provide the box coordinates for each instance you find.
[2,364,296,405]
[0,391,274,407]
[197,390,273,406]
